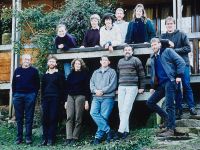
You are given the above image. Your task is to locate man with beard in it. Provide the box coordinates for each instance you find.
[114,45,145,139]
[12,54,40,144]
[40,55,65,146]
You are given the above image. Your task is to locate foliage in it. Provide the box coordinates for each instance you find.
[15,0,116,74]
[1,5,12,33]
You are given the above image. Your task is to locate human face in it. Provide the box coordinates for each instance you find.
[151,41,161,54]
[100,57,110,68]
[165,20,176,33]
[47,58,57,69]
[105,19,112,29]
[91,18,99,29]
[22,55,31,68]
[123,47,133,58]
[115,10,124,21]
[57,26,67,37]
[135,8,143,18]
[74,60,81,71]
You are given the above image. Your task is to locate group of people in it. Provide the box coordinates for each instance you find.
[11,3,197,147]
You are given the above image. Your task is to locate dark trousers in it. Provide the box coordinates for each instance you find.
[146,80,176,130]
[13,92,37,140]
[41,97,59,141]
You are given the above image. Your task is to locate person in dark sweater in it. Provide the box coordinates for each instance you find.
[114,45,145,140]
[12,54,40,145]
[55,24,77,79]
[40,55,65,146]
[64,58,90,145]
[161,16,197,117]
[125,4,156,44]
[146,38,185,137]
[80,14,100,48]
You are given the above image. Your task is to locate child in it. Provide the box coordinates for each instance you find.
[55,24,76,78]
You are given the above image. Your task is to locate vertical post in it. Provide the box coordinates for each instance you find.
[173,0,177,21]
[177,0,182,30]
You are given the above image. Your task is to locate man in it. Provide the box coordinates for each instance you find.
[12,54,40,144]
[161,16,197,117]
[115,45,145,139]
[146,38,185,137]
[40,55,65,146]
[90,55,117,144]
[114,8,129,43]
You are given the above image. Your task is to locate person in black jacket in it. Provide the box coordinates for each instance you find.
[40,55,65,146]
[64,58,90,145]
[12,54,40,145]
[161,16,197,118]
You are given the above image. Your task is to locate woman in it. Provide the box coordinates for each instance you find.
[100,13,122,52]
[64,58,90,145]
[125,4,156,44]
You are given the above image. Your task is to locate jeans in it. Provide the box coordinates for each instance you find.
[175,66,195,110]
[66,95,85,139]
[146,80,176,130]
[41,96,59,141]
[90,97,114,139]
[13,92,37,140]
[64,63,71,79]
[118,86,138,133]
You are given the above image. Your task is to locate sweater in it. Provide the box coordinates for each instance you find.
[82,28,100,47]
[90,67,117,98]
[100,25,122,47]
[55,33,76,50]
[114,20,129,43]
[12,66,40,93]
[118,56,145,88]
[161,30,191,65]
[66,70,90,100]
[41,72,65,99]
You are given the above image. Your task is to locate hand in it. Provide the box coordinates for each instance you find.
[168,41,174,48]
[58,44,64,49]
[84,101,89,111]
[104,43,109,49]
[95,90,103,96]
[176,77,181,84]
[95,45,100,47]
[138,89,144,94]
[80,46,85,48]
[108,46,113,52]
[144,42,149,44]
[150,89,155,94]
[64,102,67,109]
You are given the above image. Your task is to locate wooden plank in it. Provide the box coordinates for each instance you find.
[0,83,10,90]
[0,45,12,51]
[187,32,200,39]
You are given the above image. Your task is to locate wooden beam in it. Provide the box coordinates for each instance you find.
[0,83,10,90]
[0,45,12,51]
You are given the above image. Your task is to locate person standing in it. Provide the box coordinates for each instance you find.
[115,45,145,139]
[12,54,40,144]
[161,16,197,117]
[146,38,185,137]
[40,55,65,146]
[64,58,90,145]
[125,3,156,44]
[90,55,117,144]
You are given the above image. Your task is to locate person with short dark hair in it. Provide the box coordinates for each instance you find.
[40,55,65,146]
[146,38,185,137]
[12,54,40,145]
[90,55,117,144]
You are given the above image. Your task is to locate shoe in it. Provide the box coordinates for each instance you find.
[90,138,101,145]
[156,127,168,135]
[70,139,78,145]
[157,129,174,137]
[64,139,72,146]
[47,140,54,146]
[106,130,114,143]
[15,139,23,145]
[122,132,129,139]
[38,140,47,146]
[113,132,123,140]
[26,139,32,145]
[190,108,197,115]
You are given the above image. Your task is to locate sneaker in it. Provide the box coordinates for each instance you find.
[15,139,23,145]
[106,130,114,143]
[26,139,32,145]
[157,129,174,137]
[113,132,123,140]
[122,132,129,139]
[190,108,197,115]
[70,139,78,145]
[64,139,72,146]
[90,138,101,145]
[47,140,54,146]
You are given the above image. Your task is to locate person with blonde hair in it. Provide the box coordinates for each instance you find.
[64,58,90,145]
[125,4,156,44]
[81,14,100,48]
